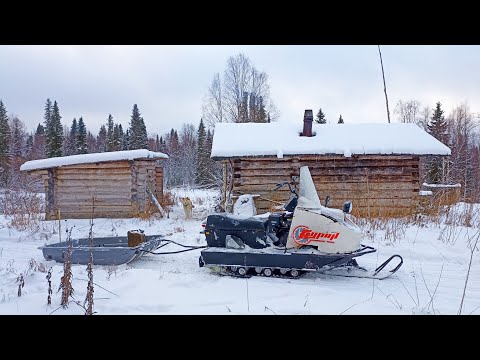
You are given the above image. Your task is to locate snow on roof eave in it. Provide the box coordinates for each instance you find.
[20,149,169,172]
[210,122,451,160]
[211,151,451,161]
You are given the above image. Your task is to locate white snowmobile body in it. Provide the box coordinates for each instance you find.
[199,165,403,280]
[286,166,361,253]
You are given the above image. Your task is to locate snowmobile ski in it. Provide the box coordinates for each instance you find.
[318,254,403,280]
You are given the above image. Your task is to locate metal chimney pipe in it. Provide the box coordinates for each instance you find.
[302,109,313,137]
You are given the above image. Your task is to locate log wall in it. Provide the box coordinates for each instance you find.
[228,155,421,218]
[32,159,165,220]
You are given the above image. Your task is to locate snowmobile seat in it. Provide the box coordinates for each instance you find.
[206,214,268,231]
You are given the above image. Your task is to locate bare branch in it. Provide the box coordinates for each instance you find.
[423,264,444,313]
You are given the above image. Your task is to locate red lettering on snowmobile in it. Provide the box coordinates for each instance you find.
[292,226,340,245]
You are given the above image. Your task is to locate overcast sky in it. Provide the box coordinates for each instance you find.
[1,45,479,136]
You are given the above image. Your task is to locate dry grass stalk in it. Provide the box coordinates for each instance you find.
[46,267,53,305]
[59,228,74,308]
[84,197,95,315]
[17,273,24,297]
[0,188,44,232]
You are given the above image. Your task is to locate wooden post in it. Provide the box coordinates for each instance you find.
[145,185,165,217]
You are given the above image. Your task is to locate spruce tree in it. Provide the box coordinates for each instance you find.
[168,129,179,154]
[139,117,148,148]
[43,98,52,135]
[128,104,148,150]
[0,100,10,159]
[106,114,115,151]
[76,117,88,154]
[205,128,214,182]
[159,135,167,153]
[66,118,77,155]
[45,100,63,158]
[338,114,344,124]
[426,102,449,183]
[427,102,448,145]
[113,124,121,151]
[122,129,129,150]
[43,98,52,158]
[36,123,45,135]
[97,125,107,152]
[315,108,326,124]
[196,119,207,185]
[206,129,213,154]
[118,124,124,142]
[0,100,11,186]
[26,135,34,160]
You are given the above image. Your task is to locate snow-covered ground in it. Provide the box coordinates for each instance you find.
[0,188,479,315]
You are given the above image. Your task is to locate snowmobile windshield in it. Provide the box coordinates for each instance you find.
[296,166,360,233]
[297,166,322,209]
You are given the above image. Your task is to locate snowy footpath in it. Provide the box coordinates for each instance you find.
[0,190,479,315]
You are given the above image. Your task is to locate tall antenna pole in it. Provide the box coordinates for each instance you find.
[378,45,391,123]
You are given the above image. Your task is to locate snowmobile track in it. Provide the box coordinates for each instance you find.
[207,265,307,279]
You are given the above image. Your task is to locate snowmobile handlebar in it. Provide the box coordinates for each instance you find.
[274,181,288,190]
[274,181,298,195]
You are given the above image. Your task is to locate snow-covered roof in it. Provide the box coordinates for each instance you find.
[20,149,168,172]
[211,122,451,159]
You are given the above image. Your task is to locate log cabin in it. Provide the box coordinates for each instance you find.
[20,149,168,220]
[211,110,451,217]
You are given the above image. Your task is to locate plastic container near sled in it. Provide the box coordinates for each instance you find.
[40,235,163,265]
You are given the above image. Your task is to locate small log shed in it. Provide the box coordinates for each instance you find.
[20,149,168,220]
[211,110,451,217]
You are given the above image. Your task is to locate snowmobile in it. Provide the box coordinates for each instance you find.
[198,166,403,280]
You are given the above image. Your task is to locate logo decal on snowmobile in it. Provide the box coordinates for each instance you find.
[292,226,340,245]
